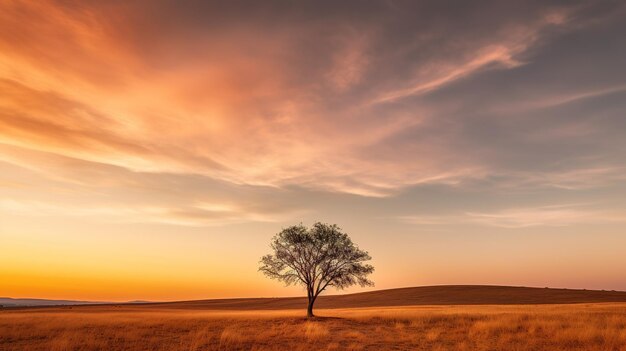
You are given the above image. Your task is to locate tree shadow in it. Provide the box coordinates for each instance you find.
[296,316,344,322]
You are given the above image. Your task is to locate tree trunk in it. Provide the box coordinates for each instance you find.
[307,297,315,318]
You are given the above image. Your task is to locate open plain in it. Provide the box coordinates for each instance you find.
[2,286,626,351]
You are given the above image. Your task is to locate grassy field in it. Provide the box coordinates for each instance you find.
[2,303,626,350]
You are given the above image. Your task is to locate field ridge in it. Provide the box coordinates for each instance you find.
[143,285,626,310]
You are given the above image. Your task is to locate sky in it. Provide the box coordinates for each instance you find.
[1,0,626,301]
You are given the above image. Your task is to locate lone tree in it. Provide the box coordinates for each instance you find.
[259,222,374,318]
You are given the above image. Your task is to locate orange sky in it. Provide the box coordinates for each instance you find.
[1,0,626,301]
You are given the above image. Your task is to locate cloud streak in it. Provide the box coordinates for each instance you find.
[401,204,626,229]
[465,205,626,228]
[0,0,624,223]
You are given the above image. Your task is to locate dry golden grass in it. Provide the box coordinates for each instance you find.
[2,304,626,350]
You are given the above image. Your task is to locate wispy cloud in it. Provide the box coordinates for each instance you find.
[372,45,525,104]
[1,1,616,198]
[0,0,624,226]
[0,144,307,226]
[466,205,626,228]
[400,204,626,229]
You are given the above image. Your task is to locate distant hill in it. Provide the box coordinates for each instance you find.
[0,297,101,307]
[146,285,626,310]
[6,286,626,310]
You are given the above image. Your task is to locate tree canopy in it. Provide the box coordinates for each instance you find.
[259,222,374,317]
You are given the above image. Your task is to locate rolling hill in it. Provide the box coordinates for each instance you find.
[145,285,626,310]
[0,297,101,307]
[6,285,626,310]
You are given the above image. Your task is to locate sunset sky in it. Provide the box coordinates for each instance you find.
[1,0,626,301]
